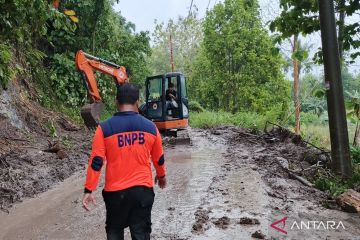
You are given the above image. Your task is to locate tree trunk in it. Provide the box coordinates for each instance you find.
[354,121,360,146]
[338,0,345,63]
[292,34,301,135]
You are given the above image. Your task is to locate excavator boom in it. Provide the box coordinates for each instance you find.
[75,50,128,129]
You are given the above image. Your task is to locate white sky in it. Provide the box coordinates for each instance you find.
[114,0,359,75]
[114,0,222,33]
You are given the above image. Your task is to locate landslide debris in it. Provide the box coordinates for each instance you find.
[0,80,90,212]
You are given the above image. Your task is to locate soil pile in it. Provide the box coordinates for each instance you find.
[0,80,90,212]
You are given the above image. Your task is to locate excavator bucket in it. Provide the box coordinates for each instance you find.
[80,102,104,129]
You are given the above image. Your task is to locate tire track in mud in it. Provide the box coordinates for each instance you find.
[191,127,270,239]
[191,126,360,240]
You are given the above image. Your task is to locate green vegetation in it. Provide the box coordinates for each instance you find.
[191,0,290,116]
[345,90,360,146]
[188,101,205,113]
[270,0,360,62]
[0,43,16,88]
[190,111,273,130]
[149,10,203,76]
[315,146,360,197]
[1,0,150,113]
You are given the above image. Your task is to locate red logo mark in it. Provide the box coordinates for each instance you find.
[270,216,288,234]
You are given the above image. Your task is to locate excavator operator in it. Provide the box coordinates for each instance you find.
[82,83,167,240]
[165,82,178,114]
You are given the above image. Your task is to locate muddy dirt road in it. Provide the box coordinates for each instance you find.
[0,128,360,240]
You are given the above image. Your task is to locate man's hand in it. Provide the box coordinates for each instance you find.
[155,176,167,189]
[82,193,96,211]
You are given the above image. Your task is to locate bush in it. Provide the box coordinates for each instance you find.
[0,43,15,88]
[49,53,87,107]
[351,146,360,165]
[314,177,347,197]
[287,111,326,126]
[188,101,205,113]
[313,147,360,197]
[314,170,360,197]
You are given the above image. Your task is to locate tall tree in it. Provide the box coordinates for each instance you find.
[191,0,290,115]
[292,34,301,134]
[149,9,203,76]
[291,37,312,134]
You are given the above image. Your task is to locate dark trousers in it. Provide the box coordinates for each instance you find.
[102,186,155,240]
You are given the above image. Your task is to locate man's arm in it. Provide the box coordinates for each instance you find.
[83,126,106,210]
[151,128,166,188]
[170,90,177,100]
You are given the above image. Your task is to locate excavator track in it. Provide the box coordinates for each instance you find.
[162,127,191,145]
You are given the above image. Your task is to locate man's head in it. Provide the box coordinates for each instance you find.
[168,83,174,90]
[116,83,139,111]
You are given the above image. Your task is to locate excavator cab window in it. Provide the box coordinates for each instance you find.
[180,75,189,118]
[148,77,162,101]
[145,76,164,120]
[165,76,181,119]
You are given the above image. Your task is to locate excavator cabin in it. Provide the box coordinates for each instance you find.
[142,73,189,136]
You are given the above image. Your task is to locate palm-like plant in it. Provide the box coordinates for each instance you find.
[345,91,360,146]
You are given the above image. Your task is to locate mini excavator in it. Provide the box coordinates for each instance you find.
[75,50,190,142]
[75,50,128,129]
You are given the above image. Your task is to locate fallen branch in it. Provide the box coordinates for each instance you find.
[3,136,30,142]
[292,164,322,173]
[254,147,267,153]
[288,172,314,188]
[275,156,314,188]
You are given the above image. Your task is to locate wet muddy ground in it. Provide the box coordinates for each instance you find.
[1,127,360,240]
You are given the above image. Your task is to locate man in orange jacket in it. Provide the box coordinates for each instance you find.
[82,83,167,240]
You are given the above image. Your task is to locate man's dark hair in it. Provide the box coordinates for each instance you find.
[116,83,139,105]
[169,83,174,88]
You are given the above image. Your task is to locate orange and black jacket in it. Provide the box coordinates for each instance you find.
[84,111,166,193]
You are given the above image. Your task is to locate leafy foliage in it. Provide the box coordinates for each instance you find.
[0,0,151,113]
[315,169,360,197]
[345,90,360,146]
[149,9,203,76]
[0,43,15,88]
[314,143,360,196]
[346,90,360,123]
[188,100,205,113]
[49,53,87,107]
[270,0,360,62]
[190,0,290,117]
[350,145,360,165]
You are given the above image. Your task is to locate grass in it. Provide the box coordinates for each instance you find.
[301,124,331,148]
[300,122,356,150]
[190,111,271,130]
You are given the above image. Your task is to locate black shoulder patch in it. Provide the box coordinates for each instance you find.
[158,154,165,166]
[91,156,103,171]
